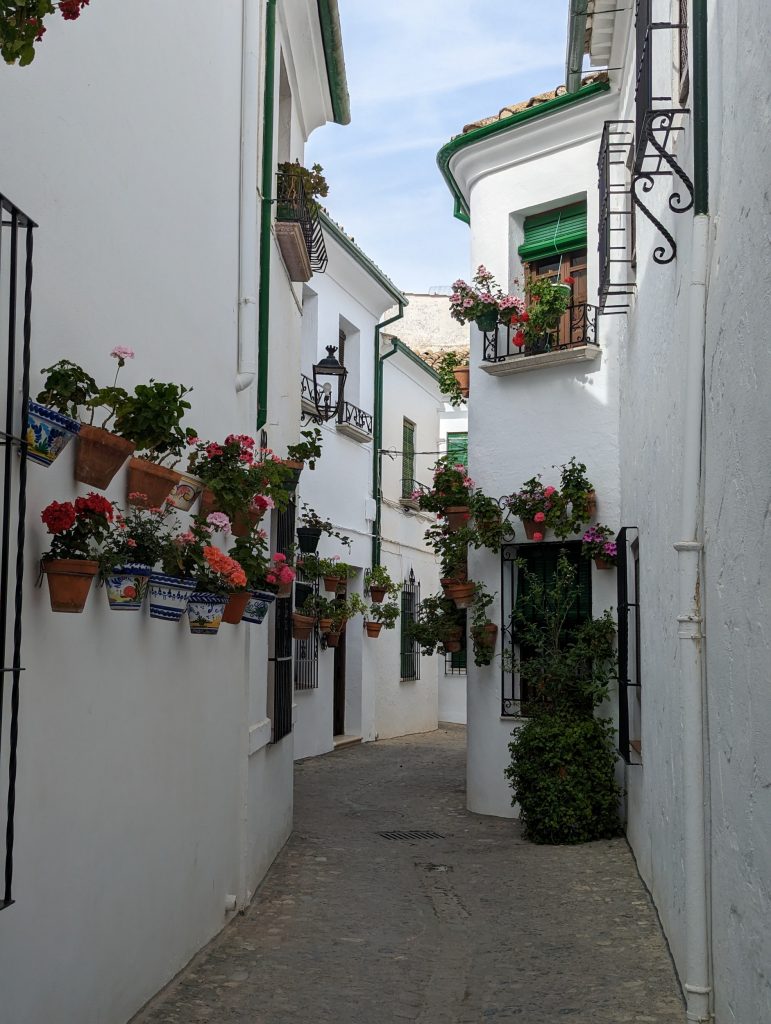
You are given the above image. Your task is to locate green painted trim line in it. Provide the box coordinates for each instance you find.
[319,211,408,306]
[565,1,590,94]
[390,338,440,383]
[316,0,351,126]
[436,80,611,222]
[372,306,404,567]
[692,0,708,214]
[256,0,277,433]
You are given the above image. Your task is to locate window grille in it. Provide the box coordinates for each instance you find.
[401,419,416,499]
[598,120,635,313]
[616,527,642,763]
[444,609,467,674]
[500,541,591,716]
[400,569,420,681]
[446,432,468,467]
[0,194,35,910]
[294,570,318,691]
[271,497,296,742]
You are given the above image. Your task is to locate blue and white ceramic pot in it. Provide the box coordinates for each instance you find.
[187,591,228,635]
[149,573,196,622]
[26,401,80,467]
[242,590,276,625]
[104,563,152,611]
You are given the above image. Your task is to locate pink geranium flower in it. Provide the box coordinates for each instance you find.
[533,532,544,542]
[534,511,545,523]
[110,346,135,361]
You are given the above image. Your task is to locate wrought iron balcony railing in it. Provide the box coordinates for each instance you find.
[275,170,328,280]
[481,303,599,364]
[300,375,373,437]
[401,478,430,502]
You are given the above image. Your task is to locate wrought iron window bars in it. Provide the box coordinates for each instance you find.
[0,194,35,910]
[481,303,599,364]
[598,121,636,313]
[400,569,420,681]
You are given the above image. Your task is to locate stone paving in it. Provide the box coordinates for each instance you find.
[135,726,683,1024]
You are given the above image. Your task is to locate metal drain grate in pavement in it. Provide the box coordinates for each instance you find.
[377,830,445,842]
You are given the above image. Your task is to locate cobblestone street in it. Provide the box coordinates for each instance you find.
[135,726,683,1024]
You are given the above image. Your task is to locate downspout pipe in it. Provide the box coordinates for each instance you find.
[676,3,711,1021]
[565,0,590,94]
[255,0,277,428]
[235,0,261,393]
[371,305,404,567]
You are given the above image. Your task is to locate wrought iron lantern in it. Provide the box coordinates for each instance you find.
[310,345,347,422]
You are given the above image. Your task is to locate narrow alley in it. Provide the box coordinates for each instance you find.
[134,727,683,1024]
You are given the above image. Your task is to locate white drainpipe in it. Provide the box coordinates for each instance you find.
[675,212,712,1023]
[235,0,260,393]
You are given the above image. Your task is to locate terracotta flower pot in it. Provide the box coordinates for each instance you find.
[472,622,498,647]
[222,590,252,624]
[25,401,80,468]
[584,490,597,518]
[594,556,614,570]
[522,519,541,540]
[231,507,266,538]
[325,630,342,647]
[127,458,181,508]
[445,505,470,532]
[74,425,135,489]
[199,488,218,516]
[446,625,464,643]
[42,558,99,613]
[444,640,462,653]
[369,585,388,604]
[365,621,383,638]
[275,579,293,599]
[441,575,470,600]
[285,459,304,490]
[292,612,315,640]
[165,472,204,512]
[318,616,334,633]
[452,365,469,399]
[323,574,343,594]
[449,581,475,609]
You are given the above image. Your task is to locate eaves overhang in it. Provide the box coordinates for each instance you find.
[317,0,351,125]
[436,79,611,224]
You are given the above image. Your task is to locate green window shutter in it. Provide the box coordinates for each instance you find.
[402,419,415,498]
[515,542,591,628]
[447,432,468,467]
[518,202,587,263]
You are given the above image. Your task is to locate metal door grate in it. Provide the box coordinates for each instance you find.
[0,194,36,910]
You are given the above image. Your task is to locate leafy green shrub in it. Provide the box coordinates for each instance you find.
[505,715,621,844]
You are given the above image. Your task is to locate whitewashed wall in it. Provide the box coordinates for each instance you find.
[0,2,334,1021]
[605,3,771,1019]
[448,91,621,817]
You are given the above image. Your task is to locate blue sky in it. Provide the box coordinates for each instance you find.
[306,0,570,293]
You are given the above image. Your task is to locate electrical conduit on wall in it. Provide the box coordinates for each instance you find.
[255,0,277,427]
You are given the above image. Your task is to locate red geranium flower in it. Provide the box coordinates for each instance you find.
[41,501,76,534]
[74,492,113,521]
[564,276,575,285]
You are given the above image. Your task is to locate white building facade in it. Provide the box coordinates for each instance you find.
[0,3,350,1023]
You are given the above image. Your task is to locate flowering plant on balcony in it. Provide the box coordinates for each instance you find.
[512,276,573,351]
[449,266,525,331]
[505,476,560,540]
[40,492,114,560]
[582,525,617,567]
[418,458,474,515]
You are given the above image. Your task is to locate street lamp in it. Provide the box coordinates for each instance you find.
[311,345,348,422]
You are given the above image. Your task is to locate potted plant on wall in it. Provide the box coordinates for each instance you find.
[552,457,596,538]
[364,598,400,638]
[150,513,232,623]
[514,276,572,355]
[284,428,323,485]
[406,592,463,656]
[276,160,329,217]
[418,458,475,531]
[449,266,526,333]
[112,380,195,507]
[222,526,273,624]
[28,359,95,467]
[364,564,400,604]
[505,475,560,541]
[296,503,352,554]
[470,583,498,666]
[582,524,617,570]
[186,544,247,636]
[74,347,137,488]
[262,552,296,599]
[99,499,177,611]
[436,351,470,406]
[39,493,114,612]
[323,593,367,647]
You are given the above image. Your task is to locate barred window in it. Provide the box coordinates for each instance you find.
[400,569,420,681]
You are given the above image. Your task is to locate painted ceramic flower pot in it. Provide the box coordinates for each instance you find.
[104,563,152,611]
[445,505,470,532]
[127,458,181,508]
[292,612,315,641]
[25,401,80,467]
[222,590,251,625]
[42,558,99,613]
[242,590,276,625]
[296,526,322,554]
[364,621,382,639]
[165,472,204,512]
[149,573,196,621]
[74,424,135,489]
[368,585,387,604]
[187,592,228,635]
[475,311,498,333]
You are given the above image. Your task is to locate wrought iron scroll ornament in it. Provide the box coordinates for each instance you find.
[632,110,694,265]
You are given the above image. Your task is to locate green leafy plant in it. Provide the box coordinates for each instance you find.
[161,513,233,582]
[368,599,400,629]
[406,592,463,656]
[518,277,572,352]
[188,435,294,518]
[227,528,272,590]
[364,564,400,596]
[329,593,367,632]
[469,583,497,667]
[0,0,91,67]
[502,554,621,844]
[300,592,336,622]
[99,502,179,575]
[112,382,195,465]
[277,160,329,216]
[552,457,595,538]
[298,503,351,548]
[296,553,354,581]
[418,458,474,515]
[469,491,510,552]
[37,359,98,418]
[286,428,323,469]
[436,351,468,408]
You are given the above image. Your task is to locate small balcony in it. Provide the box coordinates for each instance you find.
[399,478,430,511]
[480,303,599,377]
[275,170,328,283]
[300,374,372,442]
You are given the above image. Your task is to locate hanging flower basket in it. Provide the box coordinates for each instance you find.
[127,458,181,508]
[297,526,322,554]
[25,401,80,468]
[187,592,228,635]
[165,472,204,512]
[449,581,475,609]
[364,621,383,639]
[74,425,135,489]
[149,573,196,621]
[104,563,152,611]
[222,590,251,624]
[292,611,315,640]
[325,630,342,647]
[445,505,470,532]
[474,311,499,333]
[242,589,276,625]
[41,558,100,613]
[323,573,343,594]
[594,556,614,571]
[318,616,334,633]
[368,585,388,604]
